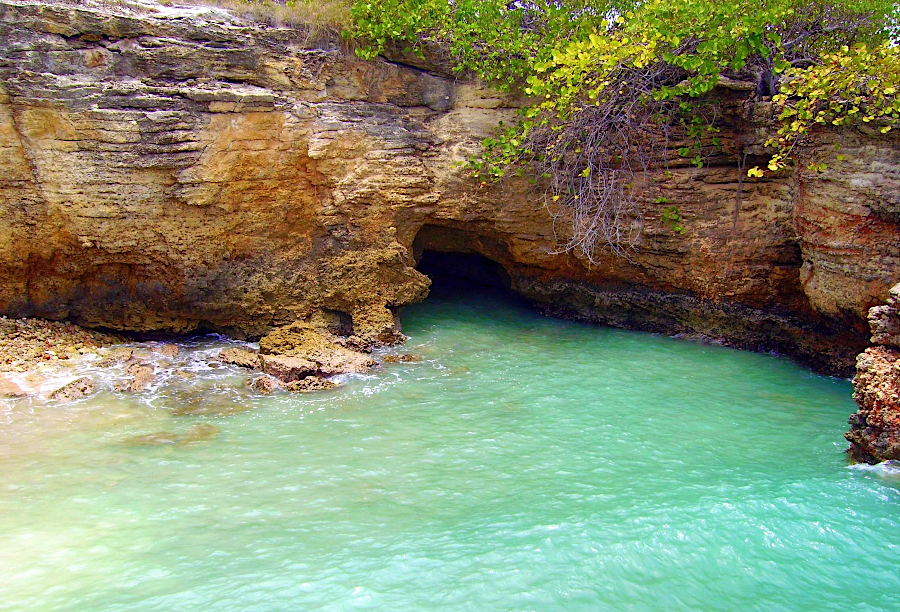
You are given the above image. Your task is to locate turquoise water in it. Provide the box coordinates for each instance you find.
[1,291,899,612]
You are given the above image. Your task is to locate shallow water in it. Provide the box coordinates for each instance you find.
[1,291,898,612]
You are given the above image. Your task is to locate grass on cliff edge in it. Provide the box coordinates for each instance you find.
[179,0,352,34]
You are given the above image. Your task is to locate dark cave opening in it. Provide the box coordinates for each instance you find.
[416,250,513,297]
[411,224,521,301]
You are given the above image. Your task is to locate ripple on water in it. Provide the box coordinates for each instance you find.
[1,291,899,612]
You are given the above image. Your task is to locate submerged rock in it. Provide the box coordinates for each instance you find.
[847,283,900,464]
[49,376,95,402]
[122,431,180,446]
[122,423,220,447]
[169,395,251,417]
[177,423,220,444]
[383,353,423,363]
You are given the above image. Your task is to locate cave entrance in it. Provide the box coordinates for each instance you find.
[412,224,514,298]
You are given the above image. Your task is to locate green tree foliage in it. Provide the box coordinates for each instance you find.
[349,1,899,259]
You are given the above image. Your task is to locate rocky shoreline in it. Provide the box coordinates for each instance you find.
[0,314,420,402]
[0,316,124,372]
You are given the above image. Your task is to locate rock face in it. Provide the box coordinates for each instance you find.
[846,284,900,463]
[0,0,898,376]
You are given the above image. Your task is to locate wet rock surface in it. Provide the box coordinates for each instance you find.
[258,353,317,382]
[383,353,423,363]
[113,362,155,393]
[218,348,260,369]
[49,376,95,402]
[283,376,339,393]
[249,375,279,394]
[155,344,180,359]
[846,283,900,463]
[218,322,372,390]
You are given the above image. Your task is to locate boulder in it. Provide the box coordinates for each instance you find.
[259,353,317,382]
[249,375,280,394]
[49,376,95,402]
[259,322,376,379]
[868,283,900,348]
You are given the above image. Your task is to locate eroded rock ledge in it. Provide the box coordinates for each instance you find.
[0,0,898,377]
[846,284,900,464]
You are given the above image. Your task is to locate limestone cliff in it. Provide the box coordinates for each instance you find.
[1,0,898,376]
[846,283,900,463]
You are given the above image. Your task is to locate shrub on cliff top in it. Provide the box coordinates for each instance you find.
[349,0,900,260]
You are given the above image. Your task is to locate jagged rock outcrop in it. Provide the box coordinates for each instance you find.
[0,0,898,376]
[846,284,900,463]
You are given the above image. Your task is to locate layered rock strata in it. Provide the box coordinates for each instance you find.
[0,0,898,376]
[846,284,900,463]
